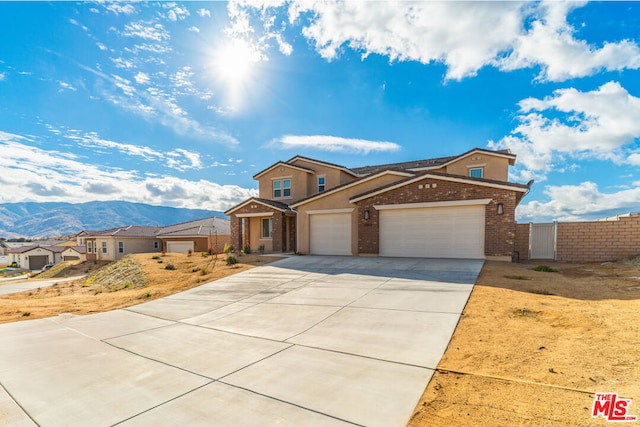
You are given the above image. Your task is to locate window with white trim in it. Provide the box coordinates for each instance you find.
[101,242,107,254]
[273,179,291,198]
[118,241,124,253]
[87,241,93,253]
[318,176,325,192]
[261,218,273,239]
[469,168,483,178]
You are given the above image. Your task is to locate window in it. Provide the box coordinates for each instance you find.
[273,179,291,198]
[118,242,124,253]
[154,241,159,249]
[469,168,483,178]
[87,241,93,253]
[318,176,325,192]
[101,242,107,254]
[261,218,273,239]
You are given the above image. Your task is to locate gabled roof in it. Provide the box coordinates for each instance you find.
[286,155,360,177]
[351,148,515,175]
[84,226,162,238]
[8,245,66,254]
[252,161,315,179]
[224,197,295,216]
[157,216,230,236]
[290,170,414,208]
[349,171,529,204]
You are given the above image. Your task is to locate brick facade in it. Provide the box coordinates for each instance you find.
[515,216,640,263]
[354,178,519,258]
[228,203,295,253]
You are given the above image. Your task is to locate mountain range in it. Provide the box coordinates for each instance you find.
[0,201,225,239]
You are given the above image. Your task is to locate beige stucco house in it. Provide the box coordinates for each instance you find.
[156,216,230,254]
[84,226,162,262]
[8,245,64,270]
[225,148,531,261]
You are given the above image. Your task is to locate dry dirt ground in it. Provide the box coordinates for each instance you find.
[409,260,640,427]
[1,256,639,425]
[0,252,281,324]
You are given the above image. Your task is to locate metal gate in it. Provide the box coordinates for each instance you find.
[529,222,557,260]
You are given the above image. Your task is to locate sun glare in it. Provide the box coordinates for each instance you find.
[213,38,259,89]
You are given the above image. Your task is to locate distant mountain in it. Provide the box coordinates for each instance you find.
[0,201,225,239]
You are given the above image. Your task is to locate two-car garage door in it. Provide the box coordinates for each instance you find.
[379,205,485,259]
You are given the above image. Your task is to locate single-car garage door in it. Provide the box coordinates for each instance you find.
[29,255,49,270]
[379,205,485,258]
[166,241,194,253]
[310,213,351,256]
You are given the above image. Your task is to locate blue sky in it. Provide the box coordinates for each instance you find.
[1,1,639,222]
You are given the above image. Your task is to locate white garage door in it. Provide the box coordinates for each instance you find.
[166,241,194,253]
[379,205,485,259]
[310,213,351,256]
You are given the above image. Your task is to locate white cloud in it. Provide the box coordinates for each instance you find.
[0,72,6,81]
[96,42,108,51]
[228,0,640,82]
[490,81,640,181]
[104,3,137,15]
[198,9,211,18]
[271,135,401,154]
[58,81,77,92]
[0,135,254,211]
[516,181,640,222]
[188,26,201,33]
[122,21,170,42]
[134,72,150,85]
[164,4,190,22]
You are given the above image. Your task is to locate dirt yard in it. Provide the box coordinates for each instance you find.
[409,260,640,426]
[0,252,281,324]
[1,255,639,425]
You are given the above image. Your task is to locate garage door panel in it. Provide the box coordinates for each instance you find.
[29,255,49,270]
[166,241,194,253]
[310,213,351,256]
[380,205,485,259]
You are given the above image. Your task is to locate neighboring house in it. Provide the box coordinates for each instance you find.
[61,246,86,262]
[225,148,531,261]
[84,226,162,262]
[0,241,8,256]
[8,245,64,270]
[156,216,230,254]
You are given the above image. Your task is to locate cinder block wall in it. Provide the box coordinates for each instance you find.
[556,217,640,262]
[515,216,640,263]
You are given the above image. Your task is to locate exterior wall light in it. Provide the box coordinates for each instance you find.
[497,203,504,215]
[364,209,370,220]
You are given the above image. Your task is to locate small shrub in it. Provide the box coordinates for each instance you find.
[200,268,208,275]
[151,255,161,260]
[187,249,193,257]
[192,267,199,273]
[201,252,209,258]
[223,243,234,254]
[157,260,163,264]
[533,265,557,272]
[505,275,529,280]
[243,245,251,254]
[226,255,238,265]
[22,312,31,317]
[164,264,177,270]
[258,245,265,254]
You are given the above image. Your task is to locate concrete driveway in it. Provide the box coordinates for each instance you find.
[0,256,483,427]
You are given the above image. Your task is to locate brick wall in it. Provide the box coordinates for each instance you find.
[355,178,519,258]
[515,216,640,263]
[514,223,529,262]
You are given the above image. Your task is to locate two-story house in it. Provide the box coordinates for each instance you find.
[225,148,531,261]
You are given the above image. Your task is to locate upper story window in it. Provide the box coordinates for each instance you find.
[469,168,483,178]
[318,176,325,192]
[273,179,291,198]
